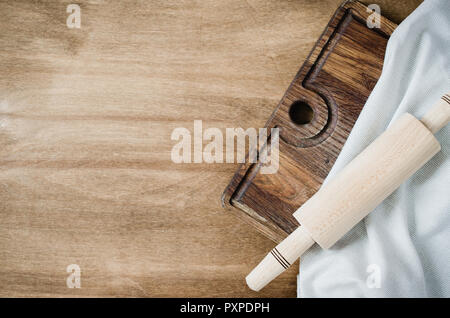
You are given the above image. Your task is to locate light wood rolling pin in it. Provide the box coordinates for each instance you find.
[246,93,450,291]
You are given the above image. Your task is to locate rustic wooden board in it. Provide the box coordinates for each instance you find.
[222,1,398,243]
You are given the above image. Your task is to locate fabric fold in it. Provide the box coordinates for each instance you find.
[298,0,450,298]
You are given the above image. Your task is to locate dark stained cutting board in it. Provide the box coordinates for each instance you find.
[222,1,397,243]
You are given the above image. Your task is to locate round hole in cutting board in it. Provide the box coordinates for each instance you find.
[289,101,314,125]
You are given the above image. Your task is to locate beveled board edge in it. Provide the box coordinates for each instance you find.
[221,0,397,243]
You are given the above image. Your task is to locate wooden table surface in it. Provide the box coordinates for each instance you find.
[0,0,421,297]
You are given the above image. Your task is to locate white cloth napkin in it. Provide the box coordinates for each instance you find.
[298,0,450,297]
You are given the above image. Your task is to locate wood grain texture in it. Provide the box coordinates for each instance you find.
[222,1,399,243]
[0,0,421,297]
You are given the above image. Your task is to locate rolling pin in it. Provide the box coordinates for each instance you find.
[246,93,450,291]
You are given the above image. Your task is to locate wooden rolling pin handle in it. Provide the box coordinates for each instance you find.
[420,94,450,133]
[246,93,450,292]
[246,226,314,291]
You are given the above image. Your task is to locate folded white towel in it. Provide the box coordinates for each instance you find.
[298,0,450,297]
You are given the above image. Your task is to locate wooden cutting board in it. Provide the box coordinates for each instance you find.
[222,1,397,243]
